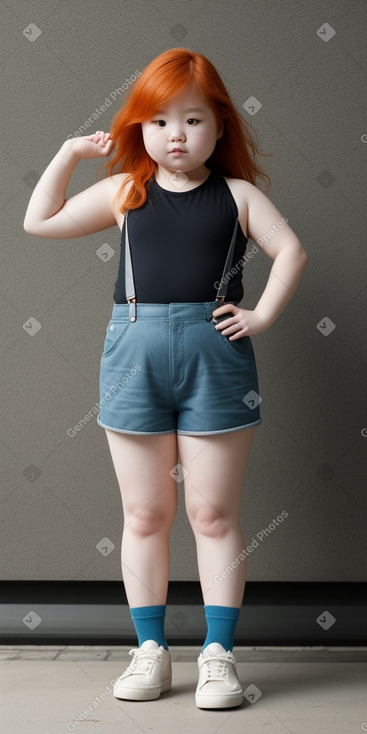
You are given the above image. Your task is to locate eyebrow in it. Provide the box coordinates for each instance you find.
[155,107,206,113]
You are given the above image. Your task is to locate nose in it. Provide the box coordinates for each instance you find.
[168,130,186,142]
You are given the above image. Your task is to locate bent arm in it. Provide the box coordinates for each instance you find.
[23,143,117,239]
[253,243,308,328]
[244,181,309,328]
[24,143,78,235]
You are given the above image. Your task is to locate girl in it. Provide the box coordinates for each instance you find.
[24,48,308,710]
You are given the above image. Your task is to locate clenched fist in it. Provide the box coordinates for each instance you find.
[63,130,116,160]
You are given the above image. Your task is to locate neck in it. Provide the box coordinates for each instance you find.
[154,165,211,191]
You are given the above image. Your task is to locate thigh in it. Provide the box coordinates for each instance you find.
[104,428,179,518]
[178,426,256,520]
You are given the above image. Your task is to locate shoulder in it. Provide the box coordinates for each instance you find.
[109,172,133,196]
[223,176,279,209]
[108,173,134,226]
[110,172,131,185]
[223,176,257,199]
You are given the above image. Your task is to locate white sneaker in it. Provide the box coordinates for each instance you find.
[113,640,171,701]
[195,642,243,709]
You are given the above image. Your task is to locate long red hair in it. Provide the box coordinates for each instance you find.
[98,48,272,213]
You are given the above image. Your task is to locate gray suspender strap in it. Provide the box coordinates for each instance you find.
[124,211,137,322]
[211,217,239,323]
[214,217,239,302]
[124,210,239,323]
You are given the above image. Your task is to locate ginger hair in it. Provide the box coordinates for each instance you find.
[98,48,272,213]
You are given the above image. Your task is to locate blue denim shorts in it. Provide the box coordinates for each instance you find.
[97,301,262,435]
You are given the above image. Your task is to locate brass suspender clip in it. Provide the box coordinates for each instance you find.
[125,213,137,322]
[127,298,137,322]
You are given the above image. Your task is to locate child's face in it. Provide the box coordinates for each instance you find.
[141,82,223,176]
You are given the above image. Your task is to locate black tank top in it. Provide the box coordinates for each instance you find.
[113,169,248,304]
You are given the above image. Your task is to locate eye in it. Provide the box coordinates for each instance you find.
[151,118,200,127]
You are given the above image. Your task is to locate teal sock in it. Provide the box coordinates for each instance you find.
[202,605,241,652]
[130,605,169,650]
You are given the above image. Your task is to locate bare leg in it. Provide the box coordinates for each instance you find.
[104,429,178,607]
[178,427,257,607]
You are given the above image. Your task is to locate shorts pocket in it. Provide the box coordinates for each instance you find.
[211,316,253,359]
[102,320,130,357]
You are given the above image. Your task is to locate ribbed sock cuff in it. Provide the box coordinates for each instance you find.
[130,604,166,618]
[130,605,169,650]
[204,605,241,620]
[202,604,241,652]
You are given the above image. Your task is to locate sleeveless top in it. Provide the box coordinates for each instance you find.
[113,169,248,304]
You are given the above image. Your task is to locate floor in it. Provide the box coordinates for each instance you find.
[1,646,367,733]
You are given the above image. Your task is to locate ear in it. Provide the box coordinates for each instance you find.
[216,122,224,140]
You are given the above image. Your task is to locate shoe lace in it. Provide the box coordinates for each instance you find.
[203,650,234,681]
[119,646,163,679]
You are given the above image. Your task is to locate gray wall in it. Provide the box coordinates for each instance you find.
[1,1,366,582]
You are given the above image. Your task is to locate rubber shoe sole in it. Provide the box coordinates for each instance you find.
[114,675,171,701]
[195,689,243,709]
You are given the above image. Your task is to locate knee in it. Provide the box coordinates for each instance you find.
[187,505,230,539]
[126,505,176,537]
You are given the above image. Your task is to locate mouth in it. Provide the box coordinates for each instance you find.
[170,148,185,153]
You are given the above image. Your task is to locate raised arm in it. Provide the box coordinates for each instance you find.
[23,131,119,239]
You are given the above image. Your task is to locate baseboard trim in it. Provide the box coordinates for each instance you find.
[0,582,366,645]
